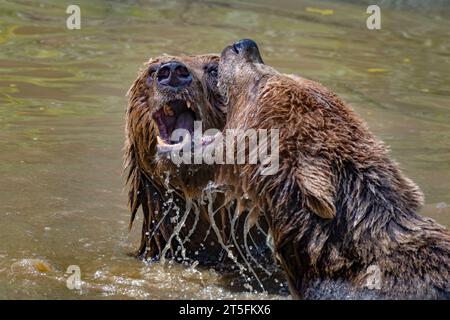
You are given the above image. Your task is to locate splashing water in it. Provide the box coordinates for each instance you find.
[228,204,266,292]
[159,171,190,263]
[182,201,200,245]
[160,198,192,263]
[243,209,272,277]
[203,185,245,272]
[201,182,270,293]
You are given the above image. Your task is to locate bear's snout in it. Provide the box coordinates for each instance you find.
[222,39,264,64]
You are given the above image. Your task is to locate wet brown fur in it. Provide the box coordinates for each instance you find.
[125,54,229,262]
[124,54,277,280]
[217,44,450,299]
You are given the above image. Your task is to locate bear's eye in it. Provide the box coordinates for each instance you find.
[205,63,218,78]
[146,66,158,87]
[148,66,158,77]
[208,66,218,78]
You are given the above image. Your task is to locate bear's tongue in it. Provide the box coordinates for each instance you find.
[171,111,195,143]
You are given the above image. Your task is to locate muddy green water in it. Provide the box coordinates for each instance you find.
[0,0,449,299]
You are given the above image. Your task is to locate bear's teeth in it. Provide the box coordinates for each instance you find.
[156,133,191,155]
[156,135,167,146]
[163,104,174,116]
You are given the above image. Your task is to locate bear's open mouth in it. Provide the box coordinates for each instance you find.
[153,100,198,146]
[153,100,197,144]
[154,99,206,154]
[153,99,219,155]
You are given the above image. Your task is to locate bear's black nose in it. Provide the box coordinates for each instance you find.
[157,61,192,90]
[232,39,264,63]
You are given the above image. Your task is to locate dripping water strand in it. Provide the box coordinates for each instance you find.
[243,209,272,276]
[228,205,266,292]
[204,188,247,274]
[182,201,200,245]
[161,197,193,263]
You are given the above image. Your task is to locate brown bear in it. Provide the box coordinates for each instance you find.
[124,54,278,287]
[216,39,450,299]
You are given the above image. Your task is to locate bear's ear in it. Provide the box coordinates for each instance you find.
[126,58,159,98]
[295,159,336,219]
